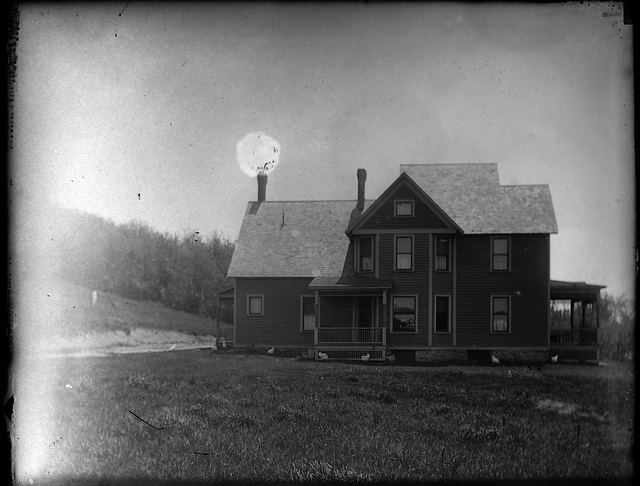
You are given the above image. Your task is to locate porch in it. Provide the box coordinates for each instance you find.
[549,280,606,363]
[309,276,393,361]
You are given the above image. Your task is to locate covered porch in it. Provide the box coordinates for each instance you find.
[550,280,606,362]
[309,277,393,361]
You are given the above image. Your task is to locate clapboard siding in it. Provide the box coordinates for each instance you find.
[360,184,450,230]
[379,233,430,348]
[456,234,550,347]
[235,278,315,348]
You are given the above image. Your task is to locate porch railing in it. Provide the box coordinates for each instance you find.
[315,327,386,345]
[550,328,597,346]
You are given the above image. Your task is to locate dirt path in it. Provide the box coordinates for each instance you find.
[24,327,218,358]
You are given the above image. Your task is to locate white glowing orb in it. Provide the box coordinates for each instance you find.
[236,132,281,177]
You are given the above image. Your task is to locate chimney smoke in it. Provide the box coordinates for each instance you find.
[357,168,367,210]
[257,173,267,202]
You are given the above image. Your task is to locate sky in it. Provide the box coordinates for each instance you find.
[12,2,635,299]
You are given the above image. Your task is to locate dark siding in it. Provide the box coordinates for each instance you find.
[235,278,315,348]
[319,296,353,327]
[456,234,550,348]
[379,233,430,348]
[361,184,449,230]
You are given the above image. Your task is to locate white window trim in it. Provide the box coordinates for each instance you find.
[394,235,414,271]
[490,295,511,334]
[394,199,415,218]
[434,236,451,272]
[357,236,374,273]
[434,295,451,334]
[390,294,418,334]
[247,294,264,316]
[300,294,316,332]
[491,236,511,272]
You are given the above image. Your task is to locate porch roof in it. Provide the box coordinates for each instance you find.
[550,280,606,301]
[309,276,394,291]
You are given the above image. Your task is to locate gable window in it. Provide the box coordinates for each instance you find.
[435,295,450,333]
[395,236,413,270]
[301,296,316,331]
[392,296,417,333]
[358,237,373,273]
[395,200,414,217]
[491,296,510,333]
[435,236,450,271]
[247,295,263,316]
[492,237,510,271]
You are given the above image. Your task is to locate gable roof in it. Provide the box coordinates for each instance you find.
[400,164,558,234]
[346,171,462,235]
[227,200,373,278]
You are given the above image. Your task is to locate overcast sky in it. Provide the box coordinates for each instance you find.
[13,2,634,299]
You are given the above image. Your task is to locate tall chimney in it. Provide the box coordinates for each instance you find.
[357,168,367,210]
[257,173,267,202]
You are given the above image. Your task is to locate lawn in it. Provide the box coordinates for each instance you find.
[13,351,634,484]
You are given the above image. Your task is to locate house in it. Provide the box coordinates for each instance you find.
[225,163,601,363]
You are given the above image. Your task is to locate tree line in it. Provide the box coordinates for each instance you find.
[48,207,235,320]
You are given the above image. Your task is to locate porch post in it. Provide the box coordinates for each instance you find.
[314,291,319,346]
[215,295,221,341]
[382,291,387,346]
[570,299,575,343]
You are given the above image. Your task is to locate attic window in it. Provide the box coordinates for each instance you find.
[395,200,414,217]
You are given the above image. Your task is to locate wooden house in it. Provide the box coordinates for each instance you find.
[226,164,602,362]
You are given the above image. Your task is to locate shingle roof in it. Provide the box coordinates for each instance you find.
[229,164,558,278]
[227,200,373,278]
[400,164,558,234]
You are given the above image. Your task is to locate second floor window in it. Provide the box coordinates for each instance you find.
[492,237,509,271]
[435,236,450,271]
[358,237,373,272]
[395,236,413,270]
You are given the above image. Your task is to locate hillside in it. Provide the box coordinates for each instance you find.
[16,278,232,357]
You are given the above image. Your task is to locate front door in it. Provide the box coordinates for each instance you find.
[356,297,376,342]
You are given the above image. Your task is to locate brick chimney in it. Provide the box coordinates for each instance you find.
[357,168,367,210]
[257,173,267,202]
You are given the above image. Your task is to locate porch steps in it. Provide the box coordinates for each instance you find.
[314,347,386,361]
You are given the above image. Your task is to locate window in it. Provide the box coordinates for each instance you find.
[492,237,509,271]
[358,237,373,272]
[392,296,417,333]
[492,296,510,333]
[247,295,263,316]
[301,296,315,331]
[395,236,413,270]
[395,200,414,217]
[435,296,450,333]
[435,236,450,271]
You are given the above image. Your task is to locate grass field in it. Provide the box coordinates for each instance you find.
[14,350,634,484]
